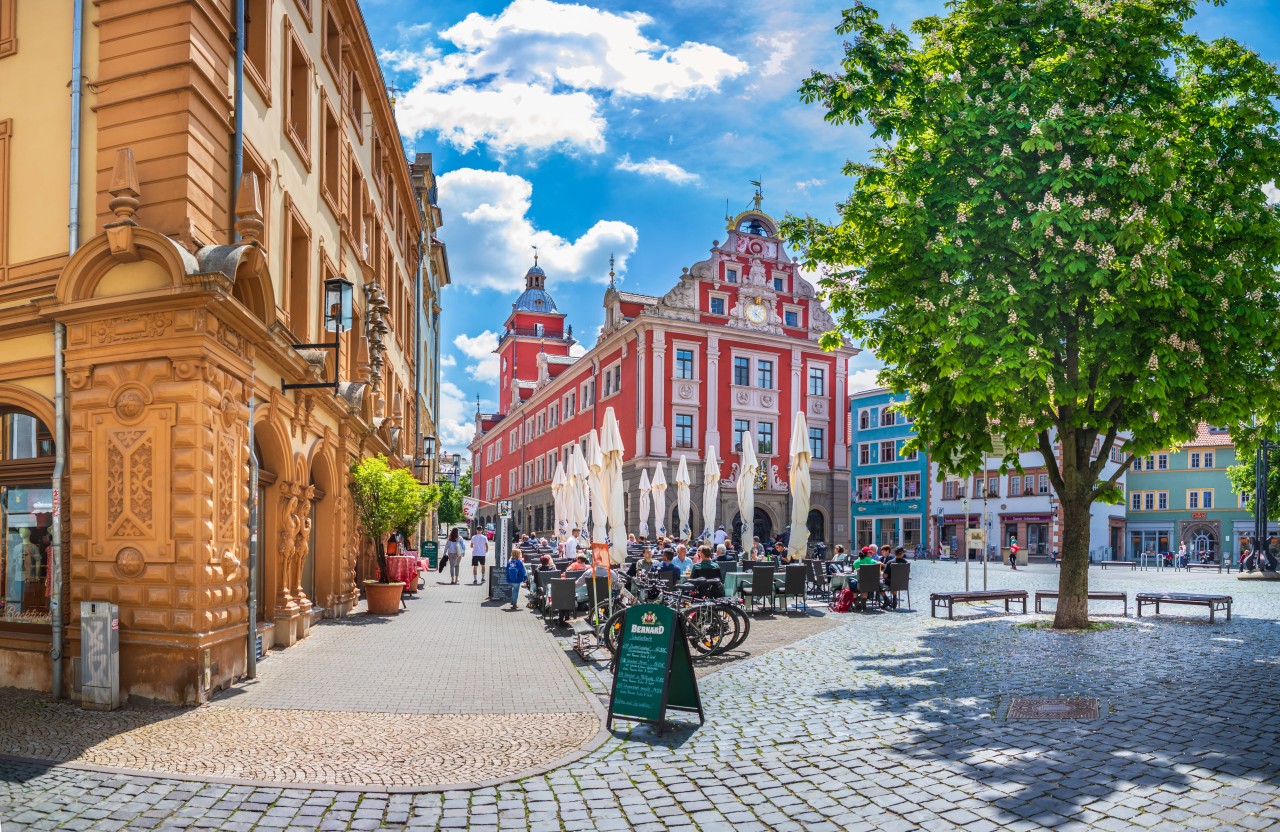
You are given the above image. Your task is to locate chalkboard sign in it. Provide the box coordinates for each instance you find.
[488,565,514,602]
[607,603,704,735]
[421,541,439,569]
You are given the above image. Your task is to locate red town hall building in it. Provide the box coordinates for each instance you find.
[469,203,858,548]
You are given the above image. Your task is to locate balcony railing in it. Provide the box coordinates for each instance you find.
[498,326,574,344]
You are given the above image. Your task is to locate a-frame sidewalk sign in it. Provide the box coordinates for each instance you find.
[606,603,704,735]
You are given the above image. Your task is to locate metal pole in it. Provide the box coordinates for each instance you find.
[963,496,970,591]
[246,388,258,679]
[230,0,245,239]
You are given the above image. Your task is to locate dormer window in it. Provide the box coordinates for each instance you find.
[726,267,738,283]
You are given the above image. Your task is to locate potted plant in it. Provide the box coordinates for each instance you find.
[349,454,439,614]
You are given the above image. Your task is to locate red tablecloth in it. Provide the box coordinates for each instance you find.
[385,555,419,593]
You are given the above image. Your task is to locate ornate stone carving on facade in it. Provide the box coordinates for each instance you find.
[770,464,787,491]
[93,312,175,345]
[275,486,302,611]
[104,148,142,262]
[364,281,391,391]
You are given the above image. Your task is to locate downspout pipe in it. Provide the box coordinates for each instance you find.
[413,229,424,543]
[231,0,245,239]
[246,388,258,679]
[53,0,87,700]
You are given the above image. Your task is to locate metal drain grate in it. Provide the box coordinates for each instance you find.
[1007,697,1100,720]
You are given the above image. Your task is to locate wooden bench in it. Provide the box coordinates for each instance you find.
[1185,562,1223,572]
[569,618,598,658]
[1136,592,1232,623]
[1098,560,1137,570]
[1035,590,1128,616]
[930,589,1028,619]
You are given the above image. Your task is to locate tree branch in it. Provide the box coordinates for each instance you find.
[1038,430,1066,494]
[1091,454,1134,502]
[1090,422,1119,478]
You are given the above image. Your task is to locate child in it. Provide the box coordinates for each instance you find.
[505,549,528,610]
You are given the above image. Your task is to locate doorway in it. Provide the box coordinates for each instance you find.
[1027,523,1049,555]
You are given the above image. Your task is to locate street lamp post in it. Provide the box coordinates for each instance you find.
[983,509,991,590]
[1256,440,1278,572]
[962,496,970,591]
[935,506,944,561]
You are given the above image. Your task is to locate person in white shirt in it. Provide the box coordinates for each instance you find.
[713,526,728,547]
[469,530,488,585]
[565,529,580,560]
[672,544,695,577]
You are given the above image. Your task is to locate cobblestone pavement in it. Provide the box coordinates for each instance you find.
[0,580,598,789]
[2,563,1278,831]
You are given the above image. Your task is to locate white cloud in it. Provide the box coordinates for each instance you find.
[436,381,478,454]
[754,35,795,78]
[795,178,824,193]
[440,354,457,367]
[569,342,587,357]
[438,168,638,292]
[847,368,882,393]
[1264,181,1280,205]
[615,154,700,184]
[454,330,501,382]
[386,0,747,154]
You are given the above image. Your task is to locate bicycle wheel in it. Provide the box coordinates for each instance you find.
[684,605,734,655]
[716,602,751,651]
[601,608,626,654]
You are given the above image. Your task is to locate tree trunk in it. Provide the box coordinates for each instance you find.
[1053,492,1092,629]
[375,537,388,585]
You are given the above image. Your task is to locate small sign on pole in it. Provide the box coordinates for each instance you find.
[498,500,512,519]
[965,529,986,550]
[462,497,479,520]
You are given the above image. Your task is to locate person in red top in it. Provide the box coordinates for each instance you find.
[1009,541,1020,570]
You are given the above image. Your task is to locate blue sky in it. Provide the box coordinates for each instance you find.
[361,0,1280,454]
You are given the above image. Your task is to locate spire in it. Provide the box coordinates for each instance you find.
[532,244,538,268]
[475,393,481,415]
[608,253,616,289]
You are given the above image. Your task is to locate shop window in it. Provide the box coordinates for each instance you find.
[321,99,341,214]
[284,26,313,166]
[1,408,56,625]
[244,0,270,98]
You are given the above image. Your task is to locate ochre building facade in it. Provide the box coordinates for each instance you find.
[0,0,446,703]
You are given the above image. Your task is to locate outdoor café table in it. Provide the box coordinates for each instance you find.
[828,573,854,592]
[723,572,751,597]
[384,555,419,595]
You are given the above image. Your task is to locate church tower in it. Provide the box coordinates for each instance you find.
[495,261,573,413]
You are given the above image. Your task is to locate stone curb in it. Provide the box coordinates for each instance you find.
[0,634,613,795]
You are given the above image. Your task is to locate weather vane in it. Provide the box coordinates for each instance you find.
[750,179,764,211]
[531,244,538,267]
[608,253,616,289]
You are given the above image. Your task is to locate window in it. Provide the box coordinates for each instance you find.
[1038,474,1049,494]
[1158,492,1168,510]
[944,481,956,500]
[879,476,897,500]
[758,423,774,455]
[675,348,694,380]
[757,360,773,389]
[322,4,341,77]
[1131,491,1141,511]
[709,296,726,315]
[602,363,621,397]
[1202,490,1213,509]
[858,443,873,465]
[1146,455,1156,471]
[903,518,921,546]
[858,410,870,430]
[903,473,920,498]
[245,0,270,95]
[784,310,799,327]
[880,440,895,463]
[726,267,738,283]
[855,478,874,501]
[1024,475,1034,494]
[1009,476,1022,497]
[346,68,364,140]
[733,419,750,449]
[284,26,312,164]
[988,476,999,497]
[733,357,750,386]
[901,448,919,462]
[1188,491,1199,509]
[549,404,559,428]
[809,427,824,460]
[975,478,986,499]
[284,201,312,338]
[1157,454,1168,470]
[1190,452,1200,469]
[1239,492,1250,509]
[1204,452,1214,469]
[1145,492,1155,511]
[321,99,341,211]
[565,392,576,418]
[880,409,895,427]
[857,519,874,548]
[535,458,543,483]
[773,276,784,292]
[674,414,694,449]
[808,367,825,396]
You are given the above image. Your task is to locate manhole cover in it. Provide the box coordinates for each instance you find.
[1007,697,1099,720]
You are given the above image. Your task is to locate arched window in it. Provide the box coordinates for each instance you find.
[2,407,56,624]
[806,509,826,543]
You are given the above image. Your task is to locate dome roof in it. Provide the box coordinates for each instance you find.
[513,287,558,313]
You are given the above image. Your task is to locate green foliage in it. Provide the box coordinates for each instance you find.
[349,454,439,582]
[785,0,1280,504]
[1226,443,1280,519]
[435,480,464,525]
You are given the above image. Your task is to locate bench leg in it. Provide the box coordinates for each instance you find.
[1226,603,1231,622]
[1209,606,1214,624]
[1021,597,1027,614]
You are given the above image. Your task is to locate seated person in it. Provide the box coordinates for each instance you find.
[690,546,722,580]
[672,544,696,577]
[628,547,657,577]
[772,540,790,564]
[537,553,555,570]
[848,547,882,591]
[878,544,893,564]
[826,544,847,575]
[566,554,590,574]
[714,543,735,562]
[882,547,909,607]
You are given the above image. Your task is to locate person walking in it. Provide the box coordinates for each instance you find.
[470,528,489,585]
[1009,542,1020,571]
[443,528,464,584]
[505,549,528,610]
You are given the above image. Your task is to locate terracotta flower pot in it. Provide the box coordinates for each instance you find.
[364,581,404,615]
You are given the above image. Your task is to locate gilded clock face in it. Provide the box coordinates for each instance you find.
[746,299,768,325]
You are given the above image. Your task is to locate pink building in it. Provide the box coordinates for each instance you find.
[469,203,858,548]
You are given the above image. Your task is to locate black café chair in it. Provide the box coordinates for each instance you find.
[856,564,884,611]
[886,561,911,611]
[533,568,557,611]
[741,566,776,614]
[717,561,737,583]
[545,579,578,627]
[806,559,830,600]
[775,563,809,613]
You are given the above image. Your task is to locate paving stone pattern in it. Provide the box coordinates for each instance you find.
[3,564,1279,831]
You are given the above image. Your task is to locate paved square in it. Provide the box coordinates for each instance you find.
[1007,697,1100,720]
[1,563,1278,831]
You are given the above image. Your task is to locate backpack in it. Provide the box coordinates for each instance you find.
[830,588,856,613]
[505,561,524,583]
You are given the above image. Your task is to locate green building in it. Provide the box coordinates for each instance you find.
[1124,424,1254,563]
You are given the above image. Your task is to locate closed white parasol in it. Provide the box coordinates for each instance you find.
[787,410,812,560]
